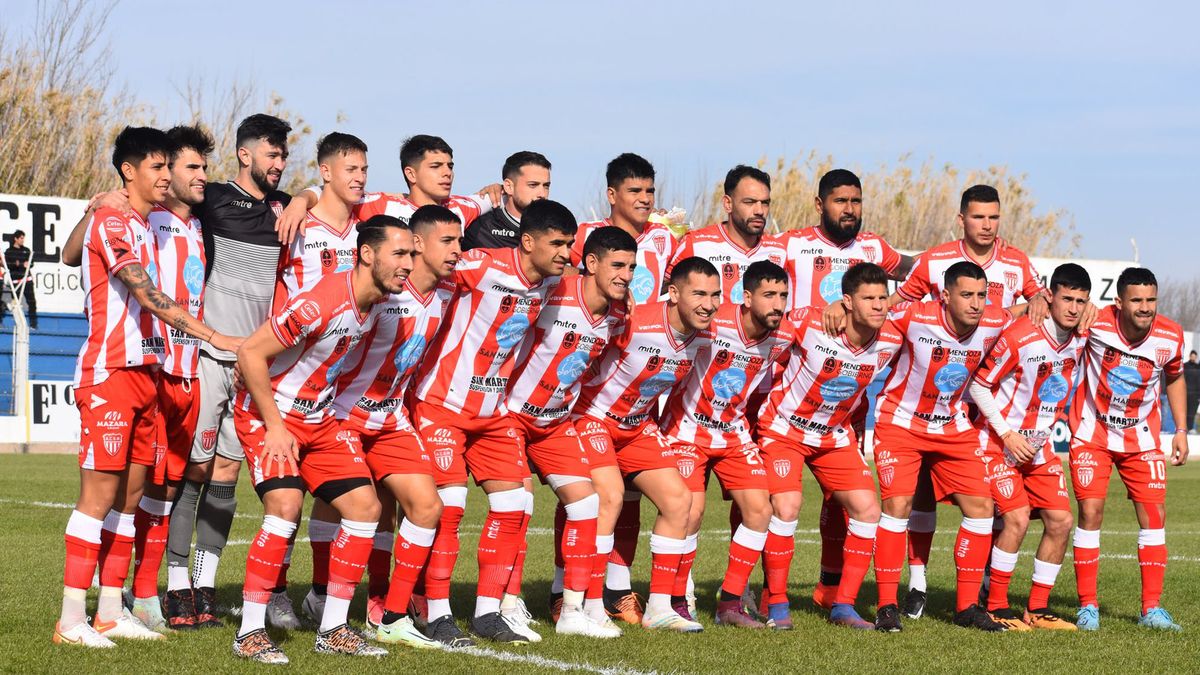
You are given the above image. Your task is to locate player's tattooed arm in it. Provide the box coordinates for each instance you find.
[61,190,132,267]
[237,320,299,476]
[1166,374,1190,465]
[113,263,244,354]
[889,254,916,281]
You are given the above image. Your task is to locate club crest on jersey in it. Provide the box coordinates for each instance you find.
[996,477,1014,500]
[200,428,218,451]
[768,253,783,266]
[1076,465,1093,488]
[878,464,894,487]
[864,248,877,263]
[769,344,785,362]
[103,433,123,457]
[588,435,609,455]
[434,446,453,471]
[814,256,828,272]
[983,337,998,353]
[1155,348,1172,367]
[723,263,737,280]
[773,459,791,478]
[652,234,666,255]
[676,457,695,478]
[1004,271,1019,291]
[877,351,893,370]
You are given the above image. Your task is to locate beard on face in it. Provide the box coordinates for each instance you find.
[822,210,862,243]
[251,163,280,194]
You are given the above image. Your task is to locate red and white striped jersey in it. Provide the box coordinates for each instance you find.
[333,278,454,432]
[236,271,377,424]
[972,316,1087,464]
[772,226,902,310]
[876,300,1012,437]
[410,247,554,418]
[897,238,1044,308]
[75,207,164,388]
[148,205,206,378]
[666,222,787,304]
[507,275,628,428]
[1069,305,1183,453]
[273,211,358,311]
[570,219,677,304]
[660,302,793,448]
[757,307,903,448]
[574,301,713,430]
[354,191,490,227]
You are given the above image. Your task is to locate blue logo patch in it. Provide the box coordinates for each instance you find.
[496,315,531,349]
[818,271,845,304]
[335,260,353,273]
[819,375,859,402]
[1037,373,1070,403]
[933,362,969,393]
[729,279,745,304]
[639,372,676,397]
[712,367,747,399]
[327,351,351,380]
[183,255,204,296]
[394,335,427,374]
[556,351,590,385]
[1106,365,1142,397]
[630,267,656,304]
[144,261,158,284]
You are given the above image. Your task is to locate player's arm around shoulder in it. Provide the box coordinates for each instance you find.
[237,314,299,475]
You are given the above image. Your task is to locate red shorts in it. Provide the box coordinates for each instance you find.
[1069,443,1167,504]
[574,417,680,476]
[357,425,433,480]
[235,408,371,494]
[671,439,769,493]
[982,446,1070,514]
[758,431,874,497]
[152,373,200,485]
[872,424,989,501]
[412,402,528,486]
[516,417,590,480]
[76,367,159,472]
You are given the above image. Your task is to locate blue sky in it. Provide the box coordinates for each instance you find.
[9,1,1199,275]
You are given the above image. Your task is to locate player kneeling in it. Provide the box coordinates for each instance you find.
[231,216,413,663]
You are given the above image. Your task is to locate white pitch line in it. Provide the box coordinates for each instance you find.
[455,646,659,675]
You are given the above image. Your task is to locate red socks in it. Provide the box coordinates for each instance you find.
[835,519,877,605]
[244,516,296,604]
[132,498,172,598]
[874,514,908,608]
[763,517,797,604]
[384,519,436,614]
[721,525,768,596]
[1073,527,1100,607]
[954,518,993,612]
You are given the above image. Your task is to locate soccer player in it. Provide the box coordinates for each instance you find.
[407,199,575,646]
[329,205,464,648]
[54,127,242,648]
[507,226,636,638]
[870,261,1012,633]
[774,168,914,611]
[1069,267,1189,631]
[755,262,903,630]
[231,215,414,663]
[125,125,215,631]
[659,261,793,628]
[463,151,552,250]
[967,263,1091,630]
[572,256,720,633]
[565,153,677,622]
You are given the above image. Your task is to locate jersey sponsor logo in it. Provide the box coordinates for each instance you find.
[297,301,321,323]
[711,367,747,399]
[102,216,127,238]
[819,375,859,402]
[1038,373,1070,403]
[630,267,656,303]
[876,449,896,487]
[200,428,217,451]
[1073,451,1097,487]
[818,270,844,303]
[773,458,791,478]
[495,314,531,349]
[1105,365,1142,397]
[395,335,428,374]
[933,362,969,392]
[729,279,745,304]
[556,350,590,385]
[639,371,676,397]
[97,410,127,430]
[183,255,204,295]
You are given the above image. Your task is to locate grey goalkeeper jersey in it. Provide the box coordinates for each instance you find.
[196,181,291,361]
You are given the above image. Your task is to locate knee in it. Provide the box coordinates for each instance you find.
[266,494,304,524]
[1005,507,1032,536]
[771,495,802,523]
[850,499,880,524]
[743,499,774,530]
[1042,510,1074,539]
[596,481,624,516]
[661,486,692,522]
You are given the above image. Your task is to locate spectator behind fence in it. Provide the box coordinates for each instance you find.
[1185,350,1200,432]
[2,229,36,330]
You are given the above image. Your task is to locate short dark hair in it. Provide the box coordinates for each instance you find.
[743,261,787,293]
[519,199,577,238]
[166,124,215,160]
[112,126,172,176]
[724,165,770,196]
[1049,263,1091,293]
[11,229,25,239]
[400,135,453,170]
[356,214,410,252]
[606,153,655,188]
[669,256,719,286]
[235,114,291,149]
[944,260,987,289]
[582,225,637,263]
[960,184,1000,213]
[503,151,551,181]
[818,169,861,200]
[842,262,890,295]
[317,132,368,164]
[410,204,460,235]
[1116,267,1158,296]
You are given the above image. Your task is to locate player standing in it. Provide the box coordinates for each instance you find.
[967,263,1091,630]
[1069,267,1188,631]
[463,151,552,250]
[870,261,1011,633]
[231,215,414,662]
[659,261,793,628]
[407,200,575,646]
[755,263,903,630]
[54,127,241,648]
